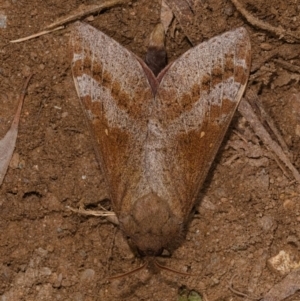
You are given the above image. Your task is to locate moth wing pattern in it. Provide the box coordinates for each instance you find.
[70,23,251,254]
[70,22,156,216]
[151,27,251,218]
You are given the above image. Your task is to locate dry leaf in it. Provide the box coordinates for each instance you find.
[0,75,32,185]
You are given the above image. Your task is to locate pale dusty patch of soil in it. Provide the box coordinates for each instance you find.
[0,0,300,300]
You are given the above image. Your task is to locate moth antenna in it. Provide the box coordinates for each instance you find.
[154,260,192,277]
[107,261,148,281]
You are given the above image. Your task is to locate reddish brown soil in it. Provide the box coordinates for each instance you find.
[0,0,300,300]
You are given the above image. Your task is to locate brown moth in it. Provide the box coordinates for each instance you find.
[70,22,251,258]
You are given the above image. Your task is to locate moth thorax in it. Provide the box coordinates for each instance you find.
[119,192,182,256]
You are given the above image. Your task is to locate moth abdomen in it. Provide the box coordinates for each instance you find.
[119,192,184,256]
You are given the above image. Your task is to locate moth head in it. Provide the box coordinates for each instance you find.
[119,193,184,257]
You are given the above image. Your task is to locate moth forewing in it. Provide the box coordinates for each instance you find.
[70,22,251,258]
[153,27,251,220]
[70,21,154,208]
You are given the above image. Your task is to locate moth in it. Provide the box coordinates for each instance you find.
[70,22,251,259]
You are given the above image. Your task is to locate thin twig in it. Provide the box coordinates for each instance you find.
[105,226,118,277]
[163,0,195,44]
[274,58,300,74]
[10,26,64,43]
[10,0,129,43]
[66,205,115,217]
[45,0,130,29]
[267,151,291,180]
[246,93,291,158]
[228,274,261,300]
[238,93,300,184]
[230,0,300,42]
[13,74,33,126]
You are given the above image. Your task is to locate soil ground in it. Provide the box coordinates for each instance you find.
[0,0,300,300]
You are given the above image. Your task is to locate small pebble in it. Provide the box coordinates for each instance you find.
[283,199,294,210]
[18,159,25,169]
[21,65,31,77]
[73,292,84,301]
[9,153,20,169]
[79,250,87,259]
[295,124,300,137]
[86,15,94,22]
[0,14,7,28]
[224,5,234,16]
[30,9,38,17]
[267,250,300,275]
[260,43,273,51]
[39,267,52,276]
[80,269,95,282]
[52,273,63,288]
[36,247,48,257]
[259,215,273,232]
